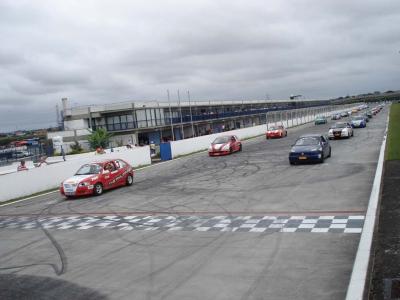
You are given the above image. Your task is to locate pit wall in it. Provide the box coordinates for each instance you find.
[0,146,151,202]
[170,105,358,158]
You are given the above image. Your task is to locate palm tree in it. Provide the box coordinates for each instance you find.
[87,128,112,149]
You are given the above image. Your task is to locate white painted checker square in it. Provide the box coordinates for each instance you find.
[77,225,93,230]
[348,216,365,220]
[281,228,297,233]
[195,227,210,232]
[329,224,346,229]
[311,228,329,233]
[249,227,266,233]
[298,224,315,229]
[289,216,306,220]
[344,228,362,233]
[302,219,318,224]
[318,216,335,220]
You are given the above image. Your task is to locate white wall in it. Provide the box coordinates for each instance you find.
[0,146,151,202]
[170,105,358,158]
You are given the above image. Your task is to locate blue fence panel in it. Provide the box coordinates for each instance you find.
[160,142,172,161]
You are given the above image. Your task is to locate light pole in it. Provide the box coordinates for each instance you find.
[187,91,195,138]
[167,90,175,141]
[177,90,184,139]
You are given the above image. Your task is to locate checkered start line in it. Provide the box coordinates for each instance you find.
[0,215,365,233]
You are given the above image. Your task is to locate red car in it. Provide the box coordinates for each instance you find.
[208,135,242,156]
[60,159,134,198]
[266,125,287,139]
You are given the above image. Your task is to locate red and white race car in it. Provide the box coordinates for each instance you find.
[208,135,242,156]
[266,125,287,139]
[60,159,134,198]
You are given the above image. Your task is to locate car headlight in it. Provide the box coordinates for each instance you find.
[79,182,90,187]
[329,129,333,133]
[222,144,230,151]
[290,149,296,153]
[208,146,213,151]
[310,147,322,152]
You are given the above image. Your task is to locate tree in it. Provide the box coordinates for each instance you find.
[87,128,112,149]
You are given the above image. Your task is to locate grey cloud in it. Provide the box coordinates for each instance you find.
[0,0,400,131]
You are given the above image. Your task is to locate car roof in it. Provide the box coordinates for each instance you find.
[91,159,116,165]
[299,134,322,138]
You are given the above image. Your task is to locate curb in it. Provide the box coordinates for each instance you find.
[345,112,389,300]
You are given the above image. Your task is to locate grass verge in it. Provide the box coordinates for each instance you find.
[386,103,400,160]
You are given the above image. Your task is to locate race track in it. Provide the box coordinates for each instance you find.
[0,106,388,300]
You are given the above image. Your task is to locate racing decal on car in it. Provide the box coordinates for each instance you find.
[108,169,130,186]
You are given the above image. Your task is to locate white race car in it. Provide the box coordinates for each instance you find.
[328,122,354,139]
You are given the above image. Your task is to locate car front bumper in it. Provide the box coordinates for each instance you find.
[289,152,322,163]
[60,185,94,197]
[208,150,230,156]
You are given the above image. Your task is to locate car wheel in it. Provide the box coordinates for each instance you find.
[126,174,133,186]
[93,183,103,196]
[320,153,325,163]
[328,147,332,158]
[289,160,295,165]
[285,132,288,137]
[239,144,242,152]
[229,147,233,154]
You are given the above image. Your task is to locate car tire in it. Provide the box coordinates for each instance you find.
[239,144,242,152]
[328,147,332,158]
[320,153,325,163]
[229,147,233,154]
[126,174,133,186]
[93,183,103,196]
[289,160,295,165]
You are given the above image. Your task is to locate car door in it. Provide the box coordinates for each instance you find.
[320,136,328,157]
[103,162,119,189]
[346,123,353,135]
[114,160,128,187]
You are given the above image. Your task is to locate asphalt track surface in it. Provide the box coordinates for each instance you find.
[0,107,388,300]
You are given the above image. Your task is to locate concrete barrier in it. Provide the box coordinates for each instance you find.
[0,146,151,202]
[170,106,356,158]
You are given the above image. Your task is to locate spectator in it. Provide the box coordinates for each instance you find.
[61,146,66,161]
[17,160,28,171]
[95,147,105,155]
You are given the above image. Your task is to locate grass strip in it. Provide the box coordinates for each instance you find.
[386,103,400,160]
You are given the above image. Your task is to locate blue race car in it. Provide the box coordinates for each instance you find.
[350,116,367,128]
[289,134,331,165]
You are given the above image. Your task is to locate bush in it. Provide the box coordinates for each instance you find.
[70,141,83,153]
[88,129,112,150]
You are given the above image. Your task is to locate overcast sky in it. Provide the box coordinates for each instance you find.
[0,0,399,131]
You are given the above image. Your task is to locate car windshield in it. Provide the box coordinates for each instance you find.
[212,136,230,144]
[316,116,324,120]
[295,137,320,146]
[332,123,347,128]
[75,164,102,175]
[269,127,277,131]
